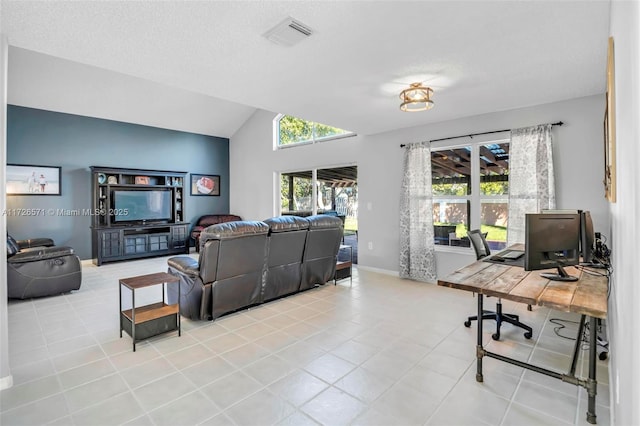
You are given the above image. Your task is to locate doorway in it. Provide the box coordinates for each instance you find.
[280,165,358,263]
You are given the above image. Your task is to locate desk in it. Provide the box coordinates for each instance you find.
[437,246,607,424]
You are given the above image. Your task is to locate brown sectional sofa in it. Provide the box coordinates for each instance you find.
[167,215,343,320]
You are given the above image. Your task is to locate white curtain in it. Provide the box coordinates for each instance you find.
[507,124,556,245]
[399,142,437,282]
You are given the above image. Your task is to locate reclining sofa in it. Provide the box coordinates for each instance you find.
[7,235,82,299]
[167,215,343,320]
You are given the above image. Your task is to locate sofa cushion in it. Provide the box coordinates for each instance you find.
[264,216,309,233]
[201,221,269,241]
[306,214,343,230]
[8,246,75,263]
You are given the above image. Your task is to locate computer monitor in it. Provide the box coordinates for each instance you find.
[580,210,595,264]
[524,213,581,281]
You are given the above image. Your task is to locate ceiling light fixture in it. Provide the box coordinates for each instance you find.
[399,82,434,112]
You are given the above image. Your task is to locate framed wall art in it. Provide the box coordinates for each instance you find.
[604,36,616,203]
[190,174,220,196]
[6,164,62,195]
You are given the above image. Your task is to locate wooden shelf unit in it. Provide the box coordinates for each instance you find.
[335,244,353,285]
[119,272,181,351]
[121,302,179,324]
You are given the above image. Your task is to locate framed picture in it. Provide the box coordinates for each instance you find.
[6,164,62,195]
[604,36,616,202]
[135,176,150,185]
[190,174,220,196]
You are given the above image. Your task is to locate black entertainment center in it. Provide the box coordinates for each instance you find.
[90,166,190,265]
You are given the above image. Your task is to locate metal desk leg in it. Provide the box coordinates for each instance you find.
[476,294,484,382]
[587,315,598,424]
[132,289,136,352]
[570,315,586,376]
[119,282,123,338]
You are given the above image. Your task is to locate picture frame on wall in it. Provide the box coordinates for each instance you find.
[190,174,220,196]
[6,164,62,195]
[604,36,616,203]
[135,176,150,185]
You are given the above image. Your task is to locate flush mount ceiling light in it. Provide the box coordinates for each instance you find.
[399,82,434,112]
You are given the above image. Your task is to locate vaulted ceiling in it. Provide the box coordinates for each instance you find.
[1,1,610,138]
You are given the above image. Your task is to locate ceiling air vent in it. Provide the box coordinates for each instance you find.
[263,17,314,47]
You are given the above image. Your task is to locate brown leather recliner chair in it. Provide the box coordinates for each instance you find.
[263,216,309,302]
[190,214,242,252]
[167,221,269,320]
[7,235,82,299]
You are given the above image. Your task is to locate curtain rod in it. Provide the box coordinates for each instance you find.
[399,121,564,148]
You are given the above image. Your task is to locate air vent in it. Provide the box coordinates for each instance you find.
[263,17,314,47]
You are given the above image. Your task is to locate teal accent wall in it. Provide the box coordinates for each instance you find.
[6,105,231,260]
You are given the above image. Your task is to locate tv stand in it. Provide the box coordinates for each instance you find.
[90,166,190,266]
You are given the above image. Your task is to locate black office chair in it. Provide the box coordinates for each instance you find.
[464,230,533,340]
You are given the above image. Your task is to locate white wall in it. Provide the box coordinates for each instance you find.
[608,2,640,425]
[230,94,609,278]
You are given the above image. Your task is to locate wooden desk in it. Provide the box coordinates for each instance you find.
[438,248,608,424]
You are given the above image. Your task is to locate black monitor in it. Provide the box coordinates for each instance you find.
[580,210,595,264]
[524,213,581,281]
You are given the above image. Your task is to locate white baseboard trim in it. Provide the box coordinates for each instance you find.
[0,374,13,390]
[355,265,399,277]
[355,265,438,284]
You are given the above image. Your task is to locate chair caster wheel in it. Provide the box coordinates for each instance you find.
[464,320,471,327]
[599,351,608,361]
[524,332,532,339]
[492,333,500,340]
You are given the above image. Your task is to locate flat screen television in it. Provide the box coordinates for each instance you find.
[112,189,172,223]
[524,212,580,281]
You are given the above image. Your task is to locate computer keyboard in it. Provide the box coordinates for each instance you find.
[495,250,524,260]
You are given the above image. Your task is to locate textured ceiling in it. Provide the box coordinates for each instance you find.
[1,1,610,137]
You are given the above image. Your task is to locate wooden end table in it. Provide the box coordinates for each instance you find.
[335,244,353,285]
[119,272,181,351]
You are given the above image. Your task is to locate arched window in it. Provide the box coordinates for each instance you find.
[275,114,355,147]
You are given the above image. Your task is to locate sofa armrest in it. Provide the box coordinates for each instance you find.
[8,246,75,263]
[16,238,55,249]
[167,256,199,277]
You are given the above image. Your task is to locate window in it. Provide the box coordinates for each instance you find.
[280,166,357,216]
[432,140,510,250]
[280,172,313,213]
[275,115,354,147]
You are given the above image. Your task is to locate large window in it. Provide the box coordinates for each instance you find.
[276,115,354,147]
[432,140,509,250]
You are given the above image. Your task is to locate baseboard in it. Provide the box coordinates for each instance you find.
[355,264,399,277]
[0,374,13,390]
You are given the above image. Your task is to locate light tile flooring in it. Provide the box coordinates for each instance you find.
[1,255,610,426]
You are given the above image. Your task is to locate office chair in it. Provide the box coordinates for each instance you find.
[464,229,533,340]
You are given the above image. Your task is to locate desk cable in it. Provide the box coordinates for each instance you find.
[549,318,609,360]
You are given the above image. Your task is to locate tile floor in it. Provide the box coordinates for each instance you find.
[1,255,610,426]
